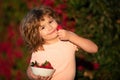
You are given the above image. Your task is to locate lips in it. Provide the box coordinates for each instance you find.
[48,29,56,35]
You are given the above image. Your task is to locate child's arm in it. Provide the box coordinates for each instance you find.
[58,30,98,53]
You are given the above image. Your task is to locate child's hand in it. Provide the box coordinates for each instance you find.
[57,29,72,41]
[35,75,53,80]
[28,71,55,80]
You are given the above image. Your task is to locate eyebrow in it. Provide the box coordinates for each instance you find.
[39,15,54,26]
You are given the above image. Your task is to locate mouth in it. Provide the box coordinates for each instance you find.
[48,29,56,35]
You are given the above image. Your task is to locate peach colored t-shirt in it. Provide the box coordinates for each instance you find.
[30,40,78,80]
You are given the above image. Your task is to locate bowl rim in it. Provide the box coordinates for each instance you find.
[31,66,54,70]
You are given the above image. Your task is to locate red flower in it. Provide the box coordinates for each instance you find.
[54,4,67,15]
[16,37,24,46]
[0,59,12,80]
[60,13,68,27]
[16,70,22,80]
[1,41,12,53]
[41,0,55,7]
[25,0,38,9]
[77,66,84,71]
[92,63,100,70]
[14,50,23,58]
[7,25,15,40]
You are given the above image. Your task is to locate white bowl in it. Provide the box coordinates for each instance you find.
[31,67,54,76]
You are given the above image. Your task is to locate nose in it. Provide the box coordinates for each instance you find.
[46,24,53,31]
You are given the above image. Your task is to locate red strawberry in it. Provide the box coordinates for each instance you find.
[42,61,53,69]
[57,25,62,30]
[31,60,54,69]
[31,61,39,67]
[39,64,45,68]
[45,62,53,69]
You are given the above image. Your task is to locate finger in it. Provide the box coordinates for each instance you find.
[37,76,42,80]
[47,76,52,80]
[47,69,56,80]
[30,73,40,80]
[57,31,63,37]
[57,33,63,40]
[39,76,47,80]
[38,76,47,80]
[52,69,56,74]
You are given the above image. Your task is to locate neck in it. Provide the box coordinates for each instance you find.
[44,37,60,45]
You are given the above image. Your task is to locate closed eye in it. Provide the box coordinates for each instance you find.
[39,26,45,30]
[41,26,45,30]
[49,20,53,23]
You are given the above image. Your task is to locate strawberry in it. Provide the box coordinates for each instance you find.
[57,25,62,30]
[31,60,54,69]
[41,61,53,69]
[44,61,53,69]
[31,61,39,67]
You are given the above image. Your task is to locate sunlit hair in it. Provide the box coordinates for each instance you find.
[20,6,60,53]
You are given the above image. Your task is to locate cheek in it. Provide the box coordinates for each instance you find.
[52,21,58,28]
[39,31,47,38]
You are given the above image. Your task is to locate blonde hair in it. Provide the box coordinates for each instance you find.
[20,6,60,53]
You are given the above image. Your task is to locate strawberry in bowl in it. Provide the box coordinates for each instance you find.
[31,61,55,76]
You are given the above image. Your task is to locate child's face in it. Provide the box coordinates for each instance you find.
[39,15,58,42]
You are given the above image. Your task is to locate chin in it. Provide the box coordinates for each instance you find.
[46,35,58,40]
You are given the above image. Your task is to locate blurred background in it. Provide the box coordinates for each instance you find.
[0,0,120,80]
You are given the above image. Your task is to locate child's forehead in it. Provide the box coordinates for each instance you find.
[39,15,53,25]
[40,15,53,21]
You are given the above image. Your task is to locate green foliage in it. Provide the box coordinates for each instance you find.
[66,0,120,80]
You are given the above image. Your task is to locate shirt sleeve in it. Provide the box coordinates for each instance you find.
[69,41,79,51]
